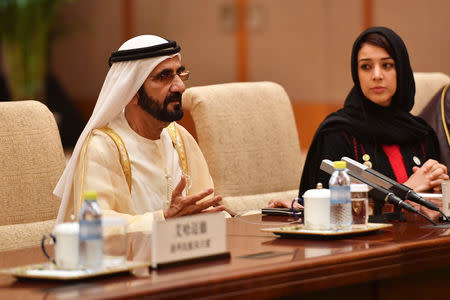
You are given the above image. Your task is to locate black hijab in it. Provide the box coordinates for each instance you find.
[319,26,433,144]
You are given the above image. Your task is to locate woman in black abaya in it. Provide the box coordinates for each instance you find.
[298,26,448,199]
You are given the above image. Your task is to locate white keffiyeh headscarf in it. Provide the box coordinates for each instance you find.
[54,35,181,223]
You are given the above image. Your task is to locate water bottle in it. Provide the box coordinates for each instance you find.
[79,190,103,269]
[329,161,352,230]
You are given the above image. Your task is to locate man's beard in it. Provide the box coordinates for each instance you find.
[137,86,184,122]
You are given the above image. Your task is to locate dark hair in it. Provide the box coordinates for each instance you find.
[356,33,395,59]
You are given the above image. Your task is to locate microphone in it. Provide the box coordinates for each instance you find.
[320,159,437,225]
[341,157,442,213]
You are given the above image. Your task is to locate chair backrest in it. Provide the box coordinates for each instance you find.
[412,72,450,115]
[183,82,302,214]
[0,100,66,250]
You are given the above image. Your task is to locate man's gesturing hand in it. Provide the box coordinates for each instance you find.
[164,176,225,219]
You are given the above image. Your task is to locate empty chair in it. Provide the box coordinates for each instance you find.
[0,100,66,251]
[182,82,303,215]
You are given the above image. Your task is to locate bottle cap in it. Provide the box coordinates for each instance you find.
[333,160,346,169]
[83,190,97,201]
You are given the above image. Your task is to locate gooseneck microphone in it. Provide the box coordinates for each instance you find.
[341,157,449,222]
[320,159,437,226]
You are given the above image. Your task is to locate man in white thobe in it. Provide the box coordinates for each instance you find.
[54,35,224,232]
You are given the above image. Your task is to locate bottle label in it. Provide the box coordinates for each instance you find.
[79,219,102,241]
[330,185,350,204]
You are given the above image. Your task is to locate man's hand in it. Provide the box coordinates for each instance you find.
[164,176,225,219]
[405,159,449,192]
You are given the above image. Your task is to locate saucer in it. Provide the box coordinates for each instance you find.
[0,260,149,281]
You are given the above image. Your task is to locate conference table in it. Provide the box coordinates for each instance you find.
[1,214,450,299]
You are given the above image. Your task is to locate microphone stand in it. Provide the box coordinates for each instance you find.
[320,159,436,226]
[341,156,449,222]
[370,192,406,223]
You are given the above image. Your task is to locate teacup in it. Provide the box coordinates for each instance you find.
[41,222,79,270]
[302,186,330,230]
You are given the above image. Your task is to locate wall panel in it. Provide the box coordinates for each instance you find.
[374,0,450,74]
[249,0,361,104]
[135,0,236,87]
[52,0,122,101]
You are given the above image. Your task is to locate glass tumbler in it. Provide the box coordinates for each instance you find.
[351,184,369,225]
[102,217,127,267]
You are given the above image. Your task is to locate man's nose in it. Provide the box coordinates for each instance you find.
[170,75,186,93]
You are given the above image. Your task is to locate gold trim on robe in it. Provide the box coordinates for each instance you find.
[98,126,133,192]
[166,122,191,194]
[441,83,450,148]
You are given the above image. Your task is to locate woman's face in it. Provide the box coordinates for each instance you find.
[357,43,397,107]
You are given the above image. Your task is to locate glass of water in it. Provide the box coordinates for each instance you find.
[102,217,127,267]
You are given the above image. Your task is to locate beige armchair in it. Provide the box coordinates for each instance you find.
[183,82,302,215]
[0,100,66,251]
[412,72,450,116]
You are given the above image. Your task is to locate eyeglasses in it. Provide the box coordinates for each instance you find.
[149,70,190,85]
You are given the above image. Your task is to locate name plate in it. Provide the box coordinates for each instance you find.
[151,212,227,268]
